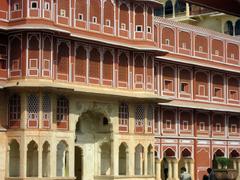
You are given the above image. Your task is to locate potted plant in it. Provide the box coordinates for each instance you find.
[213,157,238,180]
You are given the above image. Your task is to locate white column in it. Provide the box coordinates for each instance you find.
[126,149,130,175]
[50,143,56,177]
[173,159,178,180]
[20,140,26,177]
[68,140,75,177]
[129,147,134,176]
[144,150,148,175]
[168,159,172,180]
[6,146,10,177]
[190,160,194,180]
[111,139,119,176]
[155,159,161,180]
[237,159,240,179]
[38,148,42,177]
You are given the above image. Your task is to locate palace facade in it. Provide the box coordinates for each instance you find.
[0,0,240,180]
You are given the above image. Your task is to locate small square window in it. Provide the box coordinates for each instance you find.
[78,13,83,20]
[147,26,151,33]
[166,120,171,129]
[198,46,203,52]
[231,124,237,133]
[214,87,221,97]
[215,50,219,56]
[199,122,205,131]
[216,123,221,132]
[60,9,66,17]
[231,53,235,59]
[92,16,97,23]
[183,120,188,130]
[31,1,38,9]
[44,2,50,10]
[136,25,142,32]
[106,19,111,27]
[14,3,20,11]
[121,23,126,30]
[180,82,188,93]
[165,39,170,45]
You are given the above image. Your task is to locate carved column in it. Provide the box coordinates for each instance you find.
[173,159,179,180]
[155,158,161,180]
[167,159,172,180]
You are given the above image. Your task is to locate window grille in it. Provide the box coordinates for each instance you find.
[119,103,129,129]
[42,94,51,128]
[147,105,153,128]
[57,96,69,121]
[27,94,39,127]
[135,104,144,127]
[9,94,21,127]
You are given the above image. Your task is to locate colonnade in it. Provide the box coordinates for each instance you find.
[155,157,194,180]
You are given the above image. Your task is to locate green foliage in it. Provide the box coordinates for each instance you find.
[216,157,232,168]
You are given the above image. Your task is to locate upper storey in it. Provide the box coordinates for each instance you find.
[0,0,156,46]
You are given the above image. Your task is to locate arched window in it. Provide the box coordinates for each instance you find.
[134,54,144,89]
[224,21,233,35]
[9,140,20,177]
[9,94,21,128]
[119,103,129,132]
[9,36,21,71]
[135,104,145,133]
[165,0,173,17]
[235,20,240,36]
[75,45,87,82]
[154,5,163,17]
[42,35,52,76]
[119,3,129,31]
[118,52,128,87]
[27,94,39,128]
[57,41,69,80]
[56,96,69,129]
[42,141,50,177]
[89,48,100,83]
[175,0,186,16]
[119,143,128,175]
[135,144,144,175]
[57,141,69,177]
[147,145,154,175]
[27,141,38,177]
[100,143,111,175]
[42,94,51,128]
[103,50,113,84]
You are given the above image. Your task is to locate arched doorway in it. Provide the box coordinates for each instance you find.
[178,148,194,179]
[213,149,224,169]
[75,110,112,179]
[161,148,177,180]
[75,146,83,180]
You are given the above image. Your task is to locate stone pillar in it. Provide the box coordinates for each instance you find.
[173,159,178,180]
[129,147,134,176]
[186,3,190,16]
[144,149,148,175]
[126,149,130,175]
[140,151,143,175]
[68,139,75,177]
[97,148,101,176]
[38,147,42,178]
[190,159,194,180]
[168,159,172,180]
[50,142,56,177]
[237,159,240,180]
[6,146,10,177]
[20,140,26,177]
[155,159,161,180]
[111,138,119,176]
